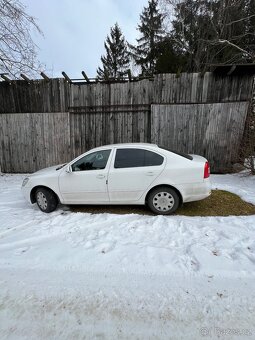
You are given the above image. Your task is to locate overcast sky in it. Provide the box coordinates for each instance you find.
[22,0,149,79]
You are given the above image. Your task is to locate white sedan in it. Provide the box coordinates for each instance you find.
[22,143,211,215]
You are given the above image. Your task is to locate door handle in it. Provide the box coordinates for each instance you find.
[96,174,105,179]
[146,171,155,176]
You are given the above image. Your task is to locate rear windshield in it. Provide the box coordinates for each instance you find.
[159,146,193,160]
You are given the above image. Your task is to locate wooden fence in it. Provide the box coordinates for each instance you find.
[0,72,253,173]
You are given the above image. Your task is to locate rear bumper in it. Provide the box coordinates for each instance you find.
[179,179,211,203]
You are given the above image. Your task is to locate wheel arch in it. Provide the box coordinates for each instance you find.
[30,186,60,204]
[145,184,183,206]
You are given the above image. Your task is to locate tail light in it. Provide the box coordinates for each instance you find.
[204,161,210,178]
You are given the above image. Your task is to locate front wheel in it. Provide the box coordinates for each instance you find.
[147,186,180,215]
[35,188,58,213]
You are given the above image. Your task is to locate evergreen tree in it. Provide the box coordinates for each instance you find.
[170,0,217,72]
[130,0,164,76]
[97,23,130,80]
[155,38,188,73]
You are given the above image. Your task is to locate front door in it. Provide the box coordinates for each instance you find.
[59,149,112,203]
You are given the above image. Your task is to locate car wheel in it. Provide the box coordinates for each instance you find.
[35,188,58,213]
[147,186,180,215]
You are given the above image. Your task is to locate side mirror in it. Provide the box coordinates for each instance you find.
[66,165,72,173]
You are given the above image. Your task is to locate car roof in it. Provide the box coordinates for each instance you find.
[93,143,159,149]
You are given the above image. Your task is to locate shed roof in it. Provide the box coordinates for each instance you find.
[211,64,255,76]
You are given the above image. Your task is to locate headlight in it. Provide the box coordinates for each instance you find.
[22,178,29,187]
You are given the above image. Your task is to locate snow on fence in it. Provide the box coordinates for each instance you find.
[0,72,253,173]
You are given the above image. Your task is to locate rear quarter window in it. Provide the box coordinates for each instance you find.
[159,146,193,160]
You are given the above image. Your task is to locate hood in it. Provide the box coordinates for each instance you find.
[31,164,66,176]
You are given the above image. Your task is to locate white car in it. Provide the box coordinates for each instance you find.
[22,143,211,215]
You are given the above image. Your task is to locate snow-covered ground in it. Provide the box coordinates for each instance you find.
[0,173,255,339]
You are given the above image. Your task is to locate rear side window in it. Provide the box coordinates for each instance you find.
[114,149,164,168]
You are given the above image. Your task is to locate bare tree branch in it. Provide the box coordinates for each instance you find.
[226,14,255,26]
[217,39,254,58]
[0,0,43,78]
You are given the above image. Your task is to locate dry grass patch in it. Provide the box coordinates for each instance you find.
[70,190,255,217]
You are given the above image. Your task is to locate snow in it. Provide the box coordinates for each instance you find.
[211,172,255,205]
[0,173,255,339]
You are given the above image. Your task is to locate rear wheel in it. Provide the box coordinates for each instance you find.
[147,186,180,215]
[35,188,58,213]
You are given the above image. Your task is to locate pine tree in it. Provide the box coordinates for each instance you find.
[130,0,164,76]
[97,23,130,80]
[155,38,188,73]
[170,0,216,72]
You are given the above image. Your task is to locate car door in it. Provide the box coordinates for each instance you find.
[108,148,166,202]
[59,149,112,203]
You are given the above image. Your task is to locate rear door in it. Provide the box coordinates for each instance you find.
[108,148,166,202]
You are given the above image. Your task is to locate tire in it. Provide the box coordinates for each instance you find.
[147,186,180,215]
[35,187,58,213]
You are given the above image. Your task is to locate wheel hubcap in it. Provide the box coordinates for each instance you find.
[152,192,174,212]
[36,192,47,210]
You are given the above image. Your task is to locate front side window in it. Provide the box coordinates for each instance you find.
[72,150,111,171]
[114,149,164,169]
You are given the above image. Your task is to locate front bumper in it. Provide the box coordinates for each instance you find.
[21,185,32,203]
